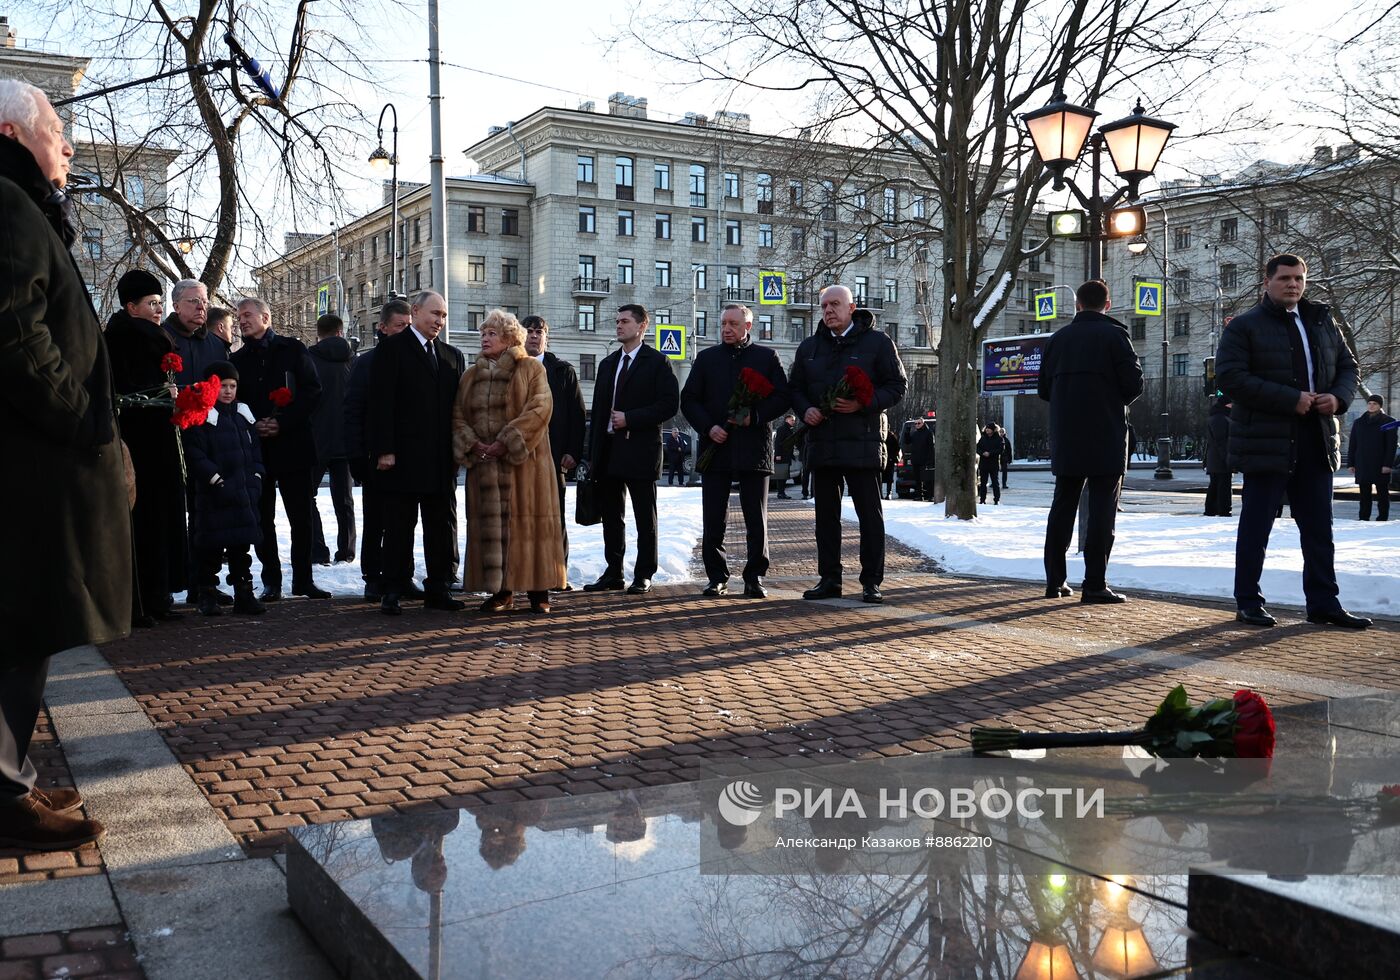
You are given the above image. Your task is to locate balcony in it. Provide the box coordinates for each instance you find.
[787,291,813,308]
[856,296,884,311]
[718,287,755,308]
[571,277,611,297]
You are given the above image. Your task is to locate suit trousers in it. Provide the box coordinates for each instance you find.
[195,545,253,589]
[0,657,49,799]
[813,467,884,588]
[381,489,456,596]
[597,475,659,581]
[310,459,356,562]
[1046,474,1120,590]
[700,471,771,584]
[360,479,385,590]
[1359,479,1390,521]
[1205,473,1234,516]
[255,467,316,590]
[667,457,685,486]
[1234,439,1341,614]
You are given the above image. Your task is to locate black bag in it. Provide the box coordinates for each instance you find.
[575,478,601,526]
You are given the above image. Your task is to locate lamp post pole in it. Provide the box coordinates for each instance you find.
[428,0,449,337]
[373,103,400,297]
[1154,203,1172,479]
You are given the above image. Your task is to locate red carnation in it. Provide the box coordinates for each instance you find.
[738,367,775,399]
[161,352,183,375]
[171,376,221,430]
[1232,689,1276,759]
[268,386,294,410]
[843,365,875,407]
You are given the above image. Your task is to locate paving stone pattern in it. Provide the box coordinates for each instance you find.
[0,927,142,980]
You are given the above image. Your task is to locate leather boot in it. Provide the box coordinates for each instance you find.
[233,585,266,616]
[0,793,105,851]
[197,589,224,617]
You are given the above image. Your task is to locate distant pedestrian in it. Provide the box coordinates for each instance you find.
[1348,394,1395,521]
[977,423,1004,504]
[902,416,934,500]
[998,423,1012,488]
[663,427,689,486]
[773,411,797,499]
[1204,396,1234,517]
[308,314,357,564]
[882,425,900,499]
[1039,279,1144,603]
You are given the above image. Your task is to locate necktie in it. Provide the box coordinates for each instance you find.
[613,353,631,408]
[425,340,437,371]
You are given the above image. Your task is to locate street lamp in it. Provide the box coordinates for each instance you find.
[1023,95,1176,279]
[369,103,401,297]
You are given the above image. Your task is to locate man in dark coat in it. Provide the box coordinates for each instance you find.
[902,416,935,500]
[789,285,907,603]
[663,428,689,486]
[161,279,226,387]
[1348,394,1396,521]
[524,315,586,587]
[345,299,413,601]
[230,297,329,601]
[105,269,187,624]
[773,412,797,499]
[998,423,1013,489]
[1204,396,1234,517]
[977,423,1005,504]
[584,303,680,594]
[0,81,126,850]
[368,290,467,615]
[882,426,901,499]
[681,303,790,597]
[1217,253,1368,628]
[308,314,356,564]
[1038,280,1143,604]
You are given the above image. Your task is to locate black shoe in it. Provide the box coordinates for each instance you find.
[424,592,466,611]
[381,595,403,616]
[214,589,234,606]
[291,583,331,599]
[1307,609,1372,629]
[404,583,426,599]
[743,580,768,599]
[259,589,283,602]
[131,614,157,629]
[1080,587,1126,605]
[550,583,574,593]
[1045,584,1073,598]
[363,587,382,603]
[232,587,266,616]
[803,580,842,600]
[627,579,653,595]
[777,493,790,500]
[1236,606,1276,627]
[197,590,223,617]
[862,586,883,604]
[584,576,626,592]
[701,581,728,597]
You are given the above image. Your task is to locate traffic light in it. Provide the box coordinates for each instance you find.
[1106,205,1147,238]
[1047,209,1086,238]
[1203,355,1217,397]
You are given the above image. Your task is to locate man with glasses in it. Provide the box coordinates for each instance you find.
[161,279,226,387]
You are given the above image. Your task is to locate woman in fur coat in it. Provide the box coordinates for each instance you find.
[452,310,565,613]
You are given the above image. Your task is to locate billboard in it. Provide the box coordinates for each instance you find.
[981,333,1050,395]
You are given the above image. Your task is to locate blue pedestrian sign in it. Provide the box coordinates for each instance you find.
[656,324,686,360]
[1033,291,1056,322]
[758,270,787,305]
[1135,280,1163,316]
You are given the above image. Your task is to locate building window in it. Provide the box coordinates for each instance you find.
[467,205,486,233]
[1172,226,1191,251]
[1131,317,1146,341]
[654,308,671,323]
[758,223,773,248]
[502,258,519,285]
[912,195,926,219]
[855,234,867,255]
[724,171,740,199]
[615,156,634,200]
[725,220,741,246]
[757,314,773,340]
[1173,311,1191,337]
[789,179,803,207]
[854,276,869,306]
[1219,217,1238,242]
[822,230,837,254]
[883,187,897,221]
[820,179,836,220]
[854,189,867,213]
[578,206,596,233]
[501,209,520,235]
[756,172,773,214]
[465,307,484,332]
[579,353,595,380]
[371,236,378,262]
[654,161,671,191]
[791,227,807,251]
[1269,208,1288,233]
[915,323,929,348]
[1014,279,1026,302]
[577,305,597,332]
[82,230,101,261]
[884,279,898,303]
[725,266,741,291]
[1220,263,1238,290]
[578,255,596,280]
[655,213,671,239]
[689,164,707,207]
[414,264,423,289]
[788,316,806,343]
[692,263,707,290]
[358,282,366,307]
[124,176,145,207]
[468,255,486,282]
[1172,269,1190,300]
[655,260,671,287]
[691,216,707,243]
[695,310,708,337]
[617,257,634,284]
[1172,353,1189,376]
[886,323,899,346]
[1028,252,1041,272]
[617,209,635,236]
[885,239,897,260]
[412,218,421,244]
[577,154,595,183]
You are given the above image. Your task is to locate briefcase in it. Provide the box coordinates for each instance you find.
[575,478,602,526]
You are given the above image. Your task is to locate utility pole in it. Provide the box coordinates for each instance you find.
[427,0,449,337]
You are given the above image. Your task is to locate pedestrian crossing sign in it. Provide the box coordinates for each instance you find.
[656,324,686,360]
[758,270,787,305]
[1135,280,1163,316]
[317,283,330,317]
[1033,291,1056,321]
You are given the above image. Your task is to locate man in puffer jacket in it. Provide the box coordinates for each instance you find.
[182,362,266,616]
[789,285,906,603]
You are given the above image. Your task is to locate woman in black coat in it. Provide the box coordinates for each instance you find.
[1204,397,1234,516]
[977,424,1004,504]
[105,270,188,624]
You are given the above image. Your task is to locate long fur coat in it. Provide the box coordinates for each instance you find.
[452,347,565,593]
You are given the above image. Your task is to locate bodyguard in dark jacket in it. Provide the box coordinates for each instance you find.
[0,90,127,850]
[1038,280,1143,603]
[976,425,1005,504]
[308,315,356,564]
[682,304,790,595]
[789,286,907,602]
[230,298,327,600]
[584,304,681,593]
[1204,397,1234,516]
[1215,253,1367,628]
[523,316,586,584]
[1347,395,1395,521]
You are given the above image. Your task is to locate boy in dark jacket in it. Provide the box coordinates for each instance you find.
[182,362,267,616]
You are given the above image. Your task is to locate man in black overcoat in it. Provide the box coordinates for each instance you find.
[524,315,586,587]
[1347,394,1396,522]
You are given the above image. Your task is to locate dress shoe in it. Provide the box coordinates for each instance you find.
[701,581,728,597]
[528,591,551,614]
[862,586,884,604]
[1044,584,1073,598]
[584,576,625,592]
[381,595,403,616]
[259,589,283,603]
[0,793,105,851]
[30,787,82,814]
[211,588,233,606]
[480,591,514,613]
[291,583,332,599]
[363,587,383,603]
[424,592,466,612]
[334,552,355,563]
[777,493,790,500]
[404,583,426,599]
[743,580,768,599]
[803,580,842,600]
[1307,609,1372,629]
[233,586,266,616]
[1080,587,1127,605]
[131,613,157,629]
[197,590,224,617]
[627,579,653,595]
[1236,606,1276,627]
[550,583,574,593]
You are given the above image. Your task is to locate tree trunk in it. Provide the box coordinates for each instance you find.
[936,309,980,519]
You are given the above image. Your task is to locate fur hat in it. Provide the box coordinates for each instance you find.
[204,360,238,382]
[117,269,162,306]
[1368,394,1384,407]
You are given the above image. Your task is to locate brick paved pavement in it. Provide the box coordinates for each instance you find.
[0,926,142,980]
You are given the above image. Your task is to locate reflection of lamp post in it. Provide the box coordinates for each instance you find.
[1092,921,1158,977]
[1014,938,1080,980]
[1126,203,1178,479]
[369,103,400,298]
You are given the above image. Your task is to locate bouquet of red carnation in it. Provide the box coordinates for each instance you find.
[171,376,222,430]
[778,365,875,454]
[696,368,776,473]
[971,685,1276,759]
[268,386,294,415]
[160,352,183,375]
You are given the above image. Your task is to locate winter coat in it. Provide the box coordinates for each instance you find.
[883,430,901,480]
[231,329,323,476]
[998,427,1013,467]
[1347,411,1398,482]
[977,433,1005,474]
[308,335,354,463]
[1206,401,1232,475]
[0,135,130,661]
[368,327,465,494]
[788,309,908,471]
[681,338,790,474]
[773,420,797,464]
[663,431,691,464]
[181,401,265,549]
[452,347,565,593]
[540,351,586,468]
[1037,310,1144,477]
[1216,295,1357,474]
[902,422,934,466]
[160,312,227,388]
[588,343,681,482]
[343,334,380,476]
